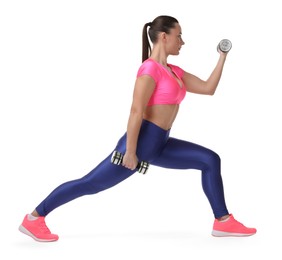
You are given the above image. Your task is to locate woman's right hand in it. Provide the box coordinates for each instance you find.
[122,152,138,171]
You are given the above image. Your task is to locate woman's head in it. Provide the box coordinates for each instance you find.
[142,15,183,62]
[148,15,179,43]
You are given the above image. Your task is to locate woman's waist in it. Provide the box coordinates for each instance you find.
[143,104,179,130]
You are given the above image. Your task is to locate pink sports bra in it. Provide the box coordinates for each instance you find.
[137,58,186,106]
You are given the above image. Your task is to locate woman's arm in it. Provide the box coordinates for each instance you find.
[182,52,228,95]
[122,75,155,170]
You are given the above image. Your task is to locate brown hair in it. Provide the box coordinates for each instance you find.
[142,15,179,62]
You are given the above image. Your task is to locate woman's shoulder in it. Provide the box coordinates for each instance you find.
[139,58,160,69]
[137,59,162,78]
[167,63,183,71]
[168,63,185,78]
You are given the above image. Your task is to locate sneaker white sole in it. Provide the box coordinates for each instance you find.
[19,225,58,242]
[212,230,256,237]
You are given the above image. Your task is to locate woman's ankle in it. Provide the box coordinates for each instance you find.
[218,214,230,222]
[31,210,40,217]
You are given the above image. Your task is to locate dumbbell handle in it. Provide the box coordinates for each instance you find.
[111,150,149,174]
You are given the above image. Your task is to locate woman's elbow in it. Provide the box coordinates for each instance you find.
[205,83,218,95]
[208,89,216,95]
[130,106,144,118]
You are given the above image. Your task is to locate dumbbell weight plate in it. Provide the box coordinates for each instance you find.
[217,39,232,53]
[111,150,123,165]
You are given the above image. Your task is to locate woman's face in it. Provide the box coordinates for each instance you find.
[165,23,185,55]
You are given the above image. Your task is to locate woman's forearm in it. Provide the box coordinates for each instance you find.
[125,111,143,155]
[206,54,227,94]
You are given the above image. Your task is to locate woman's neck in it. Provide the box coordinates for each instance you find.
[150,46,168,66]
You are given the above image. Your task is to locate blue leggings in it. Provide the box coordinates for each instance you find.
[36,120,229,219]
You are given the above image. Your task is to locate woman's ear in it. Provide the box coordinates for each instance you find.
[160,32,167,42]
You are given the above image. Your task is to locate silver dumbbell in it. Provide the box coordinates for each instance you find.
[217,39,232,53]
[111,150,149,174]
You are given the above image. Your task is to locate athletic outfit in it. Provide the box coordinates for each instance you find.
[19,58,256,241]
[139,58,187,105]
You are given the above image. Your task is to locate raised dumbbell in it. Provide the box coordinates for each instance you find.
[111,150,149,174]
[217,39,232,53]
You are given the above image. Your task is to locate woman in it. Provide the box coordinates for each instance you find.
[19,15,256,242]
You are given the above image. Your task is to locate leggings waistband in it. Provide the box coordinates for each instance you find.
[140,119,171,139]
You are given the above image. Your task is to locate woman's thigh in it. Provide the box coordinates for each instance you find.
[151,137,220,171]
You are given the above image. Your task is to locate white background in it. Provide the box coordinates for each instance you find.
[1,0,281,259]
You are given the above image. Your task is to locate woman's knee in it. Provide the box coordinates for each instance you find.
[204,149,221,170]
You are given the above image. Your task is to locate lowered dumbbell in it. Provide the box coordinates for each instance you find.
[217,39,232,53]
[111,150,149,174]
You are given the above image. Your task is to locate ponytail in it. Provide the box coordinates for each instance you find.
[142,22,152,62]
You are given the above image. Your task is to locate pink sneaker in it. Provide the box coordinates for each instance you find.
[212,214,257,237]
[19,214,59,242]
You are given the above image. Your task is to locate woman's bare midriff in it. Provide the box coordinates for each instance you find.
[143,104,179,130]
